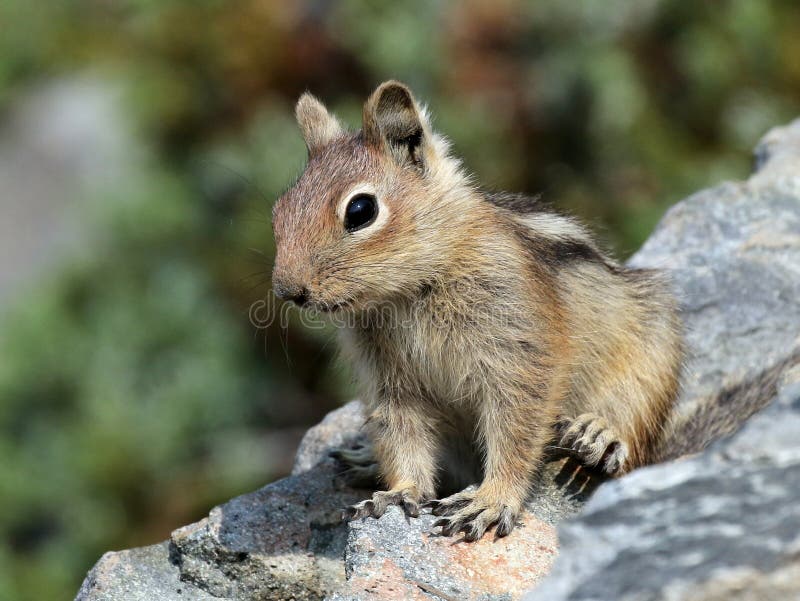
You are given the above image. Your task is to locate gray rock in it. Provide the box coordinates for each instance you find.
[332,489,561,601]
[629,120,800,456]
[292,400,366,475]
[525,118,800,601]
[75,542,218,601]
[77,118,800,601]
[77,403,370,601]
[524,366,800,601]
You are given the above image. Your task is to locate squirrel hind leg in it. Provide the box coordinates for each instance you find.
[331,441,381,488]
[557,413,629,476]
[330,441,375,466]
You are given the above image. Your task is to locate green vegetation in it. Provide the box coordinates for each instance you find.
[0,1,798,599]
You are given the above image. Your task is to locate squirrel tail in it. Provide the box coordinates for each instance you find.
[656,351,800,462]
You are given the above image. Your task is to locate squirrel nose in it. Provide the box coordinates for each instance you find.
[273,280,309,306]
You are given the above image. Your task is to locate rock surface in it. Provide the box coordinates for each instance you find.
[526,118,800,601]
[78,401,590,601]
[76,543,217,601]
[630,118,800,458]
[525,365,800,601]
[76,119,800,601]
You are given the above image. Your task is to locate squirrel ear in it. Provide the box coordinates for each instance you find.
[363,81,427,169]
[295,93,343,156]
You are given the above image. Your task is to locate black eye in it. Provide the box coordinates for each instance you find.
[344,194,378,232]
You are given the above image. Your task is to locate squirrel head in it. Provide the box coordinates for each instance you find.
[272,81,469,312]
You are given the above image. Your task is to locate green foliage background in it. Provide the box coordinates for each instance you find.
[0,1,798,599]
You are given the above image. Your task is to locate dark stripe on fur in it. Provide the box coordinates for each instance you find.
[484,191,616,271]
[484,191,545,214]
[510,222,607,269]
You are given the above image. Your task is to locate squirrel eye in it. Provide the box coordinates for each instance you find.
[344,194,378,232]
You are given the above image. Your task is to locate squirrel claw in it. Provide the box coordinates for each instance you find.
[431,495,518,541]
[343,487,422,521]
[559,413,629,475]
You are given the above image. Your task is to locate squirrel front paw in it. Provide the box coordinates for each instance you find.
[427,489,520,541]
[557,413,629,475]
[343,486,423,520]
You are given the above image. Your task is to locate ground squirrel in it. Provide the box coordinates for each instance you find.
[271,81,684,540]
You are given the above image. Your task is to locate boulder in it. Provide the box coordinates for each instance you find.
[525,118,800,601]
[75,543,216,601]
[78,401,588,601]
[76,118,800,601]
[524,365,800,601]
[630,118,800,458]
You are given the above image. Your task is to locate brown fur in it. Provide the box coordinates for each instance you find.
[272,81,684,540]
